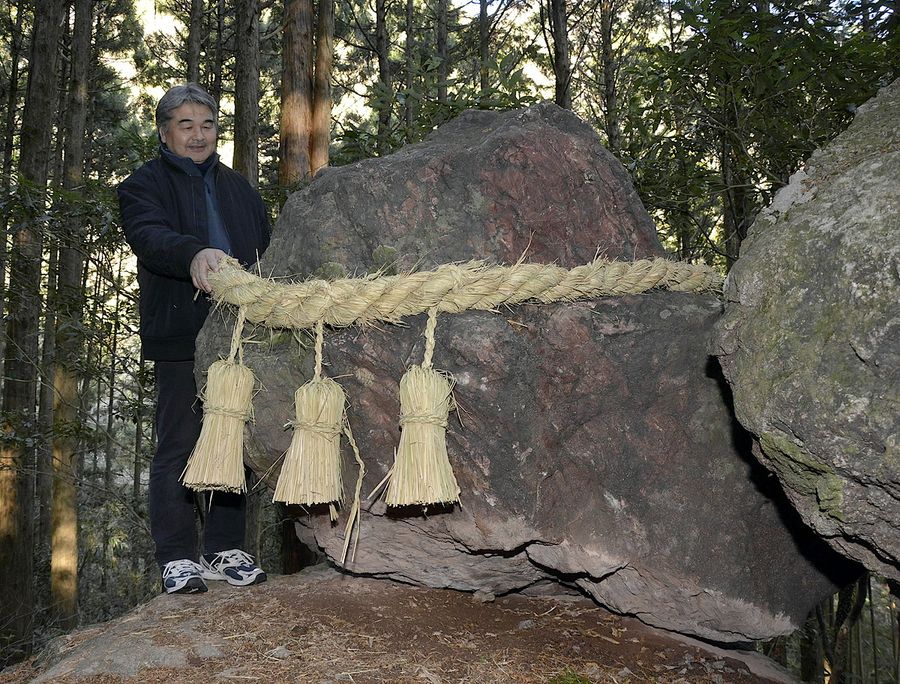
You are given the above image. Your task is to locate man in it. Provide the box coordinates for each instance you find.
[118,83,271,594]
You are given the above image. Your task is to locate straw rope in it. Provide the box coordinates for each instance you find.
[208,256,721,330]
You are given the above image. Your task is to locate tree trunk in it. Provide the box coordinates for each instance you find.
[436,0,448,104]
[36,14,68,539]
[99,259,122,617]
[599,0,620,154]
[404,0,414,137]
[478,0,489,95]
[49,0,92,630]
[37,244,58,560]
[233,0,261,186]
[721,138,749,270]
[310,0,334,175]
[0,0,26,377]
[187,0,204,82]
[279,0,314,186]
[548,0,571,109]
[375,0,391,154]
[133,357,146,508]
[799,610,824,683]
[868,576,879,684]
[211,0,225,106]
[0,0,67,655]
[1,0,24,181]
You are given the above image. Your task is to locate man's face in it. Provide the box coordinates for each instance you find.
[159,102,217,163]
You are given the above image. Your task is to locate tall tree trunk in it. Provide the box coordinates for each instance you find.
[478,0,489,95]
[310,0,334,175]
[211,0,225,106]
[279,0,314,186]
[799,609,824,683]
[404,0,415,136]
[374,0,391,154]
[0,0,67,656]
[599,0,620,154]
[100,263,122,618]
[233,0,260,185]
[721,138,749,270]
[548,0,571,108]
[0,0,27,394]
[1,1,24,180]
[187,0,204,82]
[37,245,58,559]
[50,0,92,630]
[36,20,69,544]
[132,356,147,582]
[436,0,448,104]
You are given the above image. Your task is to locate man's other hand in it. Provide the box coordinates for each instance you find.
[190,248,227,293]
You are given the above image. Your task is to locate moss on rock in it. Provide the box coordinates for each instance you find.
[760,432,845,522]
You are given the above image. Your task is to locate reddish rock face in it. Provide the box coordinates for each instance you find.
[274,103,665,277]
[197,103,853,643]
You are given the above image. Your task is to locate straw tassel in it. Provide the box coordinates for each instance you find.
[182,308,254,493]
[385,308,460,506]
[274,320,345,511]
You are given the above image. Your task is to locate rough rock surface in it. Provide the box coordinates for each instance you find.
[713,80,900,582]
[197,103,853,643]
[275,102,665,277]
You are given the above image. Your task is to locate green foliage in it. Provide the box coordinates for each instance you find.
[330,0,544,164]
[622,0,897,266]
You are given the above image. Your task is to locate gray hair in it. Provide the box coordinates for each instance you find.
[155,83,218,132]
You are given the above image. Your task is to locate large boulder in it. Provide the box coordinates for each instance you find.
[713,80,900,583]
[275,102,666,274]
[197,103,853,642]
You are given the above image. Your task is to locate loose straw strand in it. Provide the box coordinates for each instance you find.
[340,421,365,565]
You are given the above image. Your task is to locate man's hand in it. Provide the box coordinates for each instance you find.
[190,248,227,293]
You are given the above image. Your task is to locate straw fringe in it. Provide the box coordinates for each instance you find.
[181,359,255,493]
[273,376,346,505]
[385,364,460,507]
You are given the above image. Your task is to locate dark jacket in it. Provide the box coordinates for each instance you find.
[118,150,270,361]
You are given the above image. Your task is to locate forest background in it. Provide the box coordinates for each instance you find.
[0,0,897,680]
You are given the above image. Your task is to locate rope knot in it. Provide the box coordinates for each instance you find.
[287,419,342,438]
[204,405,252,421]
[399,411,449,429]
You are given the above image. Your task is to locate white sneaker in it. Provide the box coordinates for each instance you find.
[200,549,267,586]
[161,559,208,594]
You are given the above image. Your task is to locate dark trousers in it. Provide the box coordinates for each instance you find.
[151,360,246,566]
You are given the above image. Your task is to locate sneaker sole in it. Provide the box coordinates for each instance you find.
[201,569,267,586]
[164,577,208,594]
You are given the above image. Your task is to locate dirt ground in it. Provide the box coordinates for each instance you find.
[1,566,793,684]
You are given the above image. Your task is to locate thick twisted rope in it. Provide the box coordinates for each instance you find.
[210,256,721,330]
